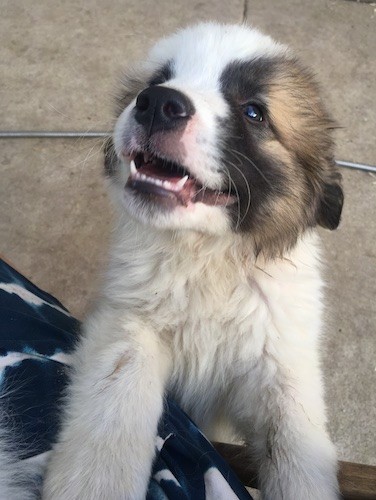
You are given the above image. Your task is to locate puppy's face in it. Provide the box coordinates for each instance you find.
[107,23,343,257]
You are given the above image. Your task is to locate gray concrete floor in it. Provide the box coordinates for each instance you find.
[1,0,375,467]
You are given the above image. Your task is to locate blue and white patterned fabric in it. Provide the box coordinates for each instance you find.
[0,259,252,499]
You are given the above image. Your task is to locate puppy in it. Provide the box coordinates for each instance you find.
[43,23,343,499]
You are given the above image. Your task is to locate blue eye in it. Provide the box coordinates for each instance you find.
[244,104,263,122]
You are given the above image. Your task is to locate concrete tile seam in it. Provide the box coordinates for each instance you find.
[0,131,375,173]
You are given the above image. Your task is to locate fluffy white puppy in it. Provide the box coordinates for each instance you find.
[43,23,343,499]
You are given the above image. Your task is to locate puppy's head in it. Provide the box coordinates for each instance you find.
[106,23,343,257]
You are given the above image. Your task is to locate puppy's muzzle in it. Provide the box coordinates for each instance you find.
[135,86,195,136]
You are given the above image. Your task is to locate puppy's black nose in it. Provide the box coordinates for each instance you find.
[135,86,195,136]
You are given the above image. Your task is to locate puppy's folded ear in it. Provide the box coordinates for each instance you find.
[317,175,344,230]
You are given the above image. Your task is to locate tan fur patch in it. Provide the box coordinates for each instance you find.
[267,59,335,166]
[249,137,311,258]
[244,58,342,258]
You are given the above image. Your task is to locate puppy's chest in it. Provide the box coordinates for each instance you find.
[148,261,272,365]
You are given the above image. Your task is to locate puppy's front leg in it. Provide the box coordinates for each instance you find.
[43,307,170,500]
[230,352,339,500]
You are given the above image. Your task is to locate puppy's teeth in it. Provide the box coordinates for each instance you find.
[162,180,173,190]
[176,175,189,189]
[130,160,137,175]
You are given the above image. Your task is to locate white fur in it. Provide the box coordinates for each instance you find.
[1,23,340,500]
[0,426,46,499]
[112,24,288,235]
[42,223,338,499]
[147,23,286,79]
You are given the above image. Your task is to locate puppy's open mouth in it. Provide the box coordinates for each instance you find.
[125,152,235,208]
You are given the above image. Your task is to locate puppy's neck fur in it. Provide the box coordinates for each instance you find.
[105,217,322,313]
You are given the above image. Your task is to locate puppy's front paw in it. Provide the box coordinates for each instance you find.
[43,463,150,500]
[258,443,339,500]
[42,438,153,500]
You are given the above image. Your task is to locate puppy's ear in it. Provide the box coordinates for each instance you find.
[103,137,119,177]
[317,177,344,230]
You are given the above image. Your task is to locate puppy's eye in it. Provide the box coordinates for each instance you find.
[244,104,263,122]
[148,63,173,87]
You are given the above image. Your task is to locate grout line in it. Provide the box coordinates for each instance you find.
[335,161,376,174]
[0,131,375,173]
[242,0,249,22]
[0,131,109,138]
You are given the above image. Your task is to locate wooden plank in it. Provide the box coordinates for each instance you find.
[338,461,376,500]
[213,442,376,499]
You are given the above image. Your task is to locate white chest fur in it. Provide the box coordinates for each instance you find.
[103,220,324,428]
[42,219,338,500]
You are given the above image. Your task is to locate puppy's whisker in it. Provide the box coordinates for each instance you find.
[222,165,242,229]
[78,142,103,188]
[223,159,252,228]
[229,148,274,190]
